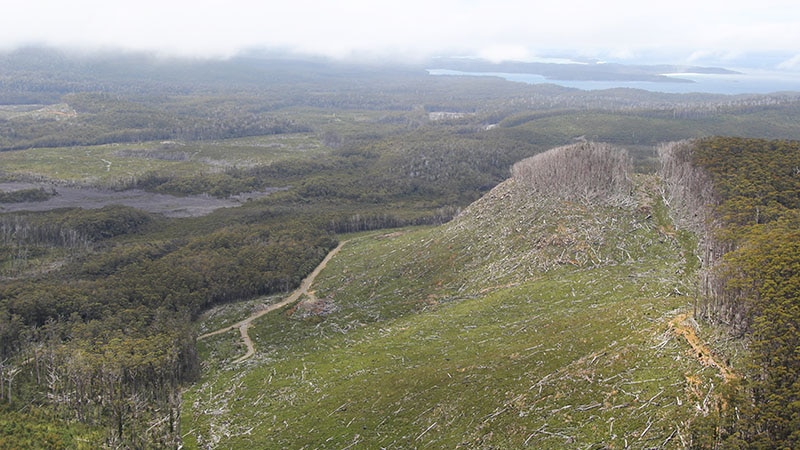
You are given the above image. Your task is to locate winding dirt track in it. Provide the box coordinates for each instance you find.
[198,240,347,363]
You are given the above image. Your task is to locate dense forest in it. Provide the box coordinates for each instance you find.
[1,47,800,447]
[661,137,800,448]
[0,205,339,446]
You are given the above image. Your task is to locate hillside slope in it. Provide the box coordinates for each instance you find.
[184,143,724,448]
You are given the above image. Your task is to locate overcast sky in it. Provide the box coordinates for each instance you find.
[3,1,800,69]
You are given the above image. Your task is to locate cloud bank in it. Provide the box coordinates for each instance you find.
[3,0,799,67]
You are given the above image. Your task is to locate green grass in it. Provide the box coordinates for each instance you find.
[0,133,324,185]
[182,175,721,448]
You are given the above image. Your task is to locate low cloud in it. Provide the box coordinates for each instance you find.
[778,54,800,70]
[2,0,799,64]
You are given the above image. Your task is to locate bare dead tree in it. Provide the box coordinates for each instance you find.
[2,362,21,402]
[657,140,718,235]
[657,140,745,327]
[511,141,633,205]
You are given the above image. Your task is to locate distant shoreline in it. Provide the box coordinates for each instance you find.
[428,68,800,95]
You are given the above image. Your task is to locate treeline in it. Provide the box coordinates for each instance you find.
[325,208,460,234]
[0,214,89,279]
[0,187,55,203]
[1,206,150,246]
[0,205,154,276]
[121,131,534,206]
[660,137,800,448]
[0,92,311,151]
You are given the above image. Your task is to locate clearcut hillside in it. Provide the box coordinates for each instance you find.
[184,143,727,449]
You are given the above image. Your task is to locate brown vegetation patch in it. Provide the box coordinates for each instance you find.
[293,295,338,318]
[670,313,737,383]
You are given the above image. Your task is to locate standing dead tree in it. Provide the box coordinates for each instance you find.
[657,140,717,236]
[511,142,632,206]
[657,140,733,324]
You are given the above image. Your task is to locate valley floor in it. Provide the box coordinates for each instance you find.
[0,182,280,217]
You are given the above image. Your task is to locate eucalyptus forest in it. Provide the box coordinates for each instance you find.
[1,47,799,448]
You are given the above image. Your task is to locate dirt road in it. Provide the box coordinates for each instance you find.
[198,240,347,363]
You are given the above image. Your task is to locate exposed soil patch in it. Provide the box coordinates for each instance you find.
[0,182,283,217]
[670,312,737,382]
[290,293,338,319]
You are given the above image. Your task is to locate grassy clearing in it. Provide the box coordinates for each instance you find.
[194,294,288,337]
[0,133,324,185]
[183,175,719,448]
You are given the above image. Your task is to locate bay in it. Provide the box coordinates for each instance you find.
[428,68,800,95]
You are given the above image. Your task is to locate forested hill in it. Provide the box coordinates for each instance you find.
[661,137,800,448]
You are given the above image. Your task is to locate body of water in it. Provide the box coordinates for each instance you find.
[428,68,800,95]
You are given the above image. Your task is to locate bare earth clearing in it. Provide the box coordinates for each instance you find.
[198,240,348,363]
[0,182,283,217]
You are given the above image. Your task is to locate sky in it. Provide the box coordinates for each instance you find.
[2,0,800,69]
